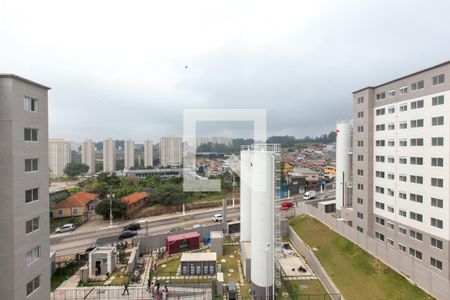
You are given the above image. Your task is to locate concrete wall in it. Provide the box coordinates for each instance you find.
[296,204,450,300]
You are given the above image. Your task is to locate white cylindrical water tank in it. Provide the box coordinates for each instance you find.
[336,120,353,212]
[240,149,252,243]
[250,149,274,298]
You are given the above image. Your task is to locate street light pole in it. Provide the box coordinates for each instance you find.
[232,175,236,207]
[108,193,114,227]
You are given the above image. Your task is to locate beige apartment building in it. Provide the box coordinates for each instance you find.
[124,139,135,170]
[81,139,95,175]
[160,135,182,167]
[0,74,51,299]
[103,138,116,172]
[339,61,450,280]
[144,139,153,167]
[48,138,71,178]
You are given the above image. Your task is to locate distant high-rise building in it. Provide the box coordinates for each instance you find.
[48,138,72,178]
[82,139,95,175]
[160,136,182,167]
[144,139,153,167]
[124,139,135,170]
[0,74,51,299]
[338,61,450,280]
[103,138,116,172]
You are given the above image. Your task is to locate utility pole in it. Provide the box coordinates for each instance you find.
[232,175,236,207]
[107,192,115,227]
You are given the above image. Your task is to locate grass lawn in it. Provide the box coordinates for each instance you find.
[277,279,328,298]
[52,260,85,291]
[185,192,226,203]
[289,215,434,300]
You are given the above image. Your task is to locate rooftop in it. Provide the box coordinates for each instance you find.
[121,192,149,205]
[0,74,51,90]
[167,231,200,242]
[180,252,217,262]
[53,192,98,209]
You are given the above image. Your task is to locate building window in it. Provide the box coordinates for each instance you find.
[387,140,395,147]
[431,178,444,188]
[72,208,78,215]
[431,157,443,167]
[376,108,386,115]
[431,197,443,208]
[409,230,423,241]
[357,212,364,219]
[357,126,364,133]
[387,173,395,180]
[399,226,407,235]
[376,140,385,147]
[410,175,423,184]
[357,140,364,147]
[26,217,40,234]
[431,137,444,146]
[57,209,63,216]
[26,246,40,265]
[399,157,407,164]
[409,248,423,260]
[411,100,424,109]
[398,174,406,182]
[387,238,394,246]
[376,92,386,100]
[431,238,443,250]
[399,86,408,94]
[410,138,424,146]
[26,275,40,296]
[410,119,424,128]
[399,104,408,111]
[357,96,364,104]
[357,198,363,205]
[410,212,423,222]
[409,193,423,203]
[399,192,407,200]
[357,111,364,118]
[387,156,395,163]
[387,206,395,213]
[376,124,385,131]
[387,188,394,197]
[357,183,364,191]
[24,128,38,142]
[387,222,394,230]
[375,201,385,210]
[398,244,407,252]
[375,186,384,194]
[432,95,444,106]
[388,106,395,113]
[399,210,407,217]
[411,80,424,91]
[375,217,385,226]
[387,123,395,130]
[430,257,443,270]
[25,159,38,172]
[376,155,385,163]
[357,226,363,233]
[24,96,38,112]
[432,74,445,85]
[357,155,364,162]
[375,171,384,178]
[399,121,407,129]
[432,116,444,126]
[357,169,364,176]
[388,90,396,98]
[25,188,39,203]
[431,218,443,229]
[410,157,423,165]
[375,232,385,241]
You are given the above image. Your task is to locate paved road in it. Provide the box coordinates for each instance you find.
[51,206,240,256]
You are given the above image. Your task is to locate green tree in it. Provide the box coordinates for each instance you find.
[152,183,183,206]
[95,199,127,219]
[64,163,89,177]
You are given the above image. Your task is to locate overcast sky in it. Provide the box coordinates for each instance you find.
[1,0,450,142]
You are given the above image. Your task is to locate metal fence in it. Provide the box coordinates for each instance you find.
[296,205,450,300]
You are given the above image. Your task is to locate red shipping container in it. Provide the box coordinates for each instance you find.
[166,231,200,255]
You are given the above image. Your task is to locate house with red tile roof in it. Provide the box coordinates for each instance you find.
[121,192,149,217]
[52,192,98,220]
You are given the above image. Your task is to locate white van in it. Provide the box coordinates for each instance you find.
[303,190,316,200]
[212,213,223,222]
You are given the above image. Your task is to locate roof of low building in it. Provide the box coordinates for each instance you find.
[121,192,149,205]
[53,192,98,209]
[180,252,217,262]
[167,231,200,242]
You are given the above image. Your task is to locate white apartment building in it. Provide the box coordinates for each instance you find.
[144,139,153,167]
[340,61,450,279]
[48,138,71,178]
[124,139,135,170]
[81,139,95,175]
[0,74,51,299]
[103,138,116,172]
[160,136,182,167]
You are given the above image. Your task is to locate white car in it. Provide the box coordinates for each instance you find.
[212,213,223,222]
[56,223,76,233]
[193,224,202,229]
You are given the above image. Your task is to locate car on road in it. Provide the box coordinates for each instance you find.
[212,213,223,222]
[55,223,76,233]
[169,227,184,233]
[303,190,316,200]
[192,224,202,229]
[118,230,138,240]
[123,223,141,231]
[281,201,295,208]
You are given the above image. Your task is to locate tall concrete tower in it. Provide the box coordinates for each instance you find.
[124,139,135,170]
[81,139,95,175]
[336,120,353,213]
[144,139,153,167]
[103,138,116,172]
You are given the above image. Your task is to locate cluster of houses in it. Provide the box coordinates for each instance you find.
[51,191,150,221]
